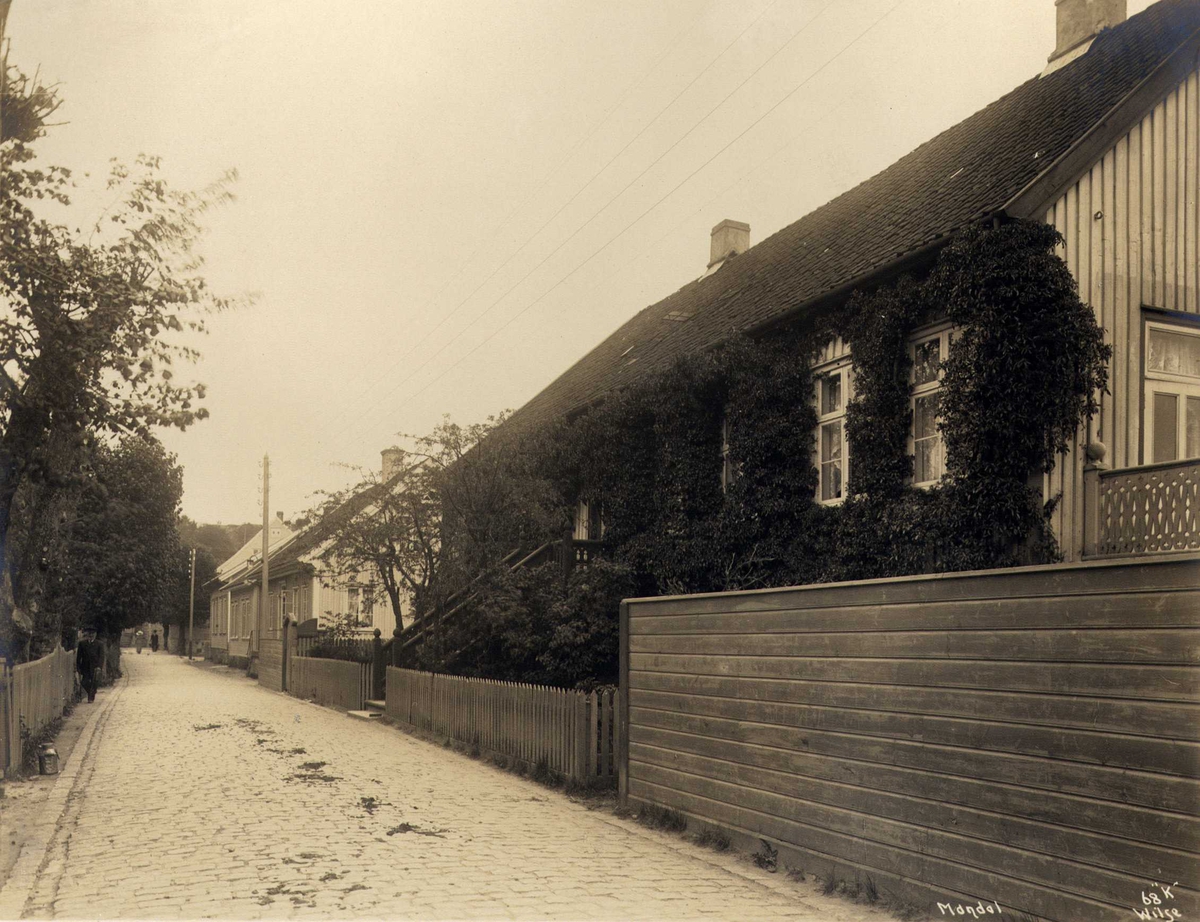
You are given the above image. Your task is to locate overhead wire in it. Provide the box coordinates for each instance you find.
[324,3,714,403]
[369,0,909,426]
[323,0,792,445]
[330,0,838,444]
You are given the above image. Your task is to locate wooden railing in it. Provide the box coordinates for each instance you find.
[1,645,76,777]
[1084,458,1200,557]
[395,538,605,666]
[385,668,619,784]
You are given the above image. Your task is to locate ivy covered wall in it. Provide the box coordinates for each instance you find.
[420,219,1111,686]
[542,219,1110,595]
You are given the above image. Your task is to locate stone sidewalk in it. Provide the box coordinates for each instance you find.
[2,653,900,920]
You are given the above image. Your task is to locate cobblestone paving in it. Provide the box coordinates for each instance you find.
[18,654,892,921]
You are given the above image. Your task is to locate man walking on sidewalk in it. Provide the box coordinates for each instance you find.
[75,629,102,703]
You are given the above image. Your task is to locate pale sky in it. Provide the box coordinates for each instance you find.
[6,0,1157,524]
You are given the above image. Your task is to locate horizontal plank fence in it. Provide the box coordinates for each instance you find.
[621,553,1200,922]
[386,668,617,784]
[287,656,371,711]
[2,645,77,777]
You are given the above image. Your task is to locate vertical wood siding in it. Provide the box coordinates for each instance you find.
[621,554,1200,922]
[1045,67,1200,559]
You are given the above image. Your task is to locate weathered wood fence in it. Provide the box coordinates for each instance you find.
[1,645,76,777]
[620,553,1200,922]
[257,637,285,692]
[287,656,371,711]
[386,668,618,784]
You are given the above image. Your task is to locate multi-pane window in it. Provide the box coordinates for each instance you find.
[911,330,949,486]
[573,499,604,541]
[1145,322,1200,462]
[360,583,374,628]
[720,414,734,493]
[815,365,850,503]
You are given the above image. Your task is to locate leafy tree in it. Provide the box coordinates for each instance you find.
[418,413,564,608]
[305,457,439,631]
[48,434,184,654]
[162,543,217,655]
[0,63,238,660]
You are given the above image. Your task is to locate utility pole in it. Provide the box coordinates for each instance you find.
[257,454,269,660]
[187,547,196,660]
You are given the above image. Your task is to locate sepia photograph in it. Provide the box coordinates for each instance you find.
[0,1,1197,920]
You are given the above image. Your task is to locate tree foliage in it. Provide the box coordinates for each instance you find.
[415,220,1110,686]
[47,434,183,645]
[306,457,440,629]
[0,63,237,659]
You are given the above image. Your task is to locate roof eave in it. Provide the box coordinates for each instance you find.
[1005,26,1200,220]
[742,224,988,341]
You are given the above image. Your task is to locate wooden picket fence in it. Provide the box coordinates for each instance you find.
[1,645,77,777]
[287,655,371,711]
[385,668,618,784]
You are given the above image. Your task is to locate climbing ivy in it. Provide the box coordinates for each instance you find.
[429,219,1112,683]
[548,218,1110,590]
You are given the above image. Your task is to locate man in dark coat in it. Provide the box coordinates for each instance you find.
[150,630,159,653]
[76,629,102,702]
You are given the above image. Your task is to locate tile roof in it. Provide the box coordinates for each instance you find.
[504,0,1200,434]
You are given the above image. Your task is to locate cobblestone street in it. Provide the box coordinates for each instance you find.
[2,653,892,921]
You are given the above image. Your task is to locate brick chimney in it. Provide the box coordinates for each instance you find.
[1046,0,1125,72]
[381,447,404,482]
[708,219,750,269]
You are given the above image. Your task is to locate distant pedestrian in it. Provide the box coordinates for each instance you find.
[76,629,102,703]
[150,631,159,653]
[135,629,145,654]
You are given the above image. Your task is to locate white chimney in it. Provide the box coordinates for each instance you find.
[1045,0,1125,73]
[381,447,404,482]
[708,219,750,269]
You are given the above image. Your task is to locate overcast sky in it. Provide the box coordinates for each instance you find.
[7,0,1156,525]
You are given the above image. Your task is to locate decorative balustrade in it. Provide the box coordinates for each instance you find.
[1084,458,1200,557]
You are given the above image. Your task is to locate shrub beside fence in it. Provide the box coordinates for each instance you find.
[296,635,374,663]
[1,645,76,776]
[386,668,618,784]
[288,656,371,711]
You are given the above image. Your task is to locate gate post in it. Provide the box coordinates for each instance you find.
[371,629,384,700]
[281,618,291,693]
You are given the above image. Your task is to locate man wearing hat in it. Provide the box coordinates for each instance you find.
[75,628,103,703]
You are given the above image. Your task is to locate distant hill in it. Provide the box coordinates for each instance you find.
[177,518,260,568]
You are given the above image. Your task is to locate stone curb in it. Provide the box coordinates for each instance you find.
[0,673,127,920]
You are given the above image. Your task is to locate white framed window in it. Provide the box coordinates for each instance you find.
[720,413,735,493]
[814,363,851,503]
[1145,321,1200,463]
[910,327,951,487]
[360,582,374,627]
[573,499,604,541]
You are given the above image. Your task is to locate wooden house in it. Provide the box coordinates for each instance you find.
[207,516,294,668]
[503,0,1200,565]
